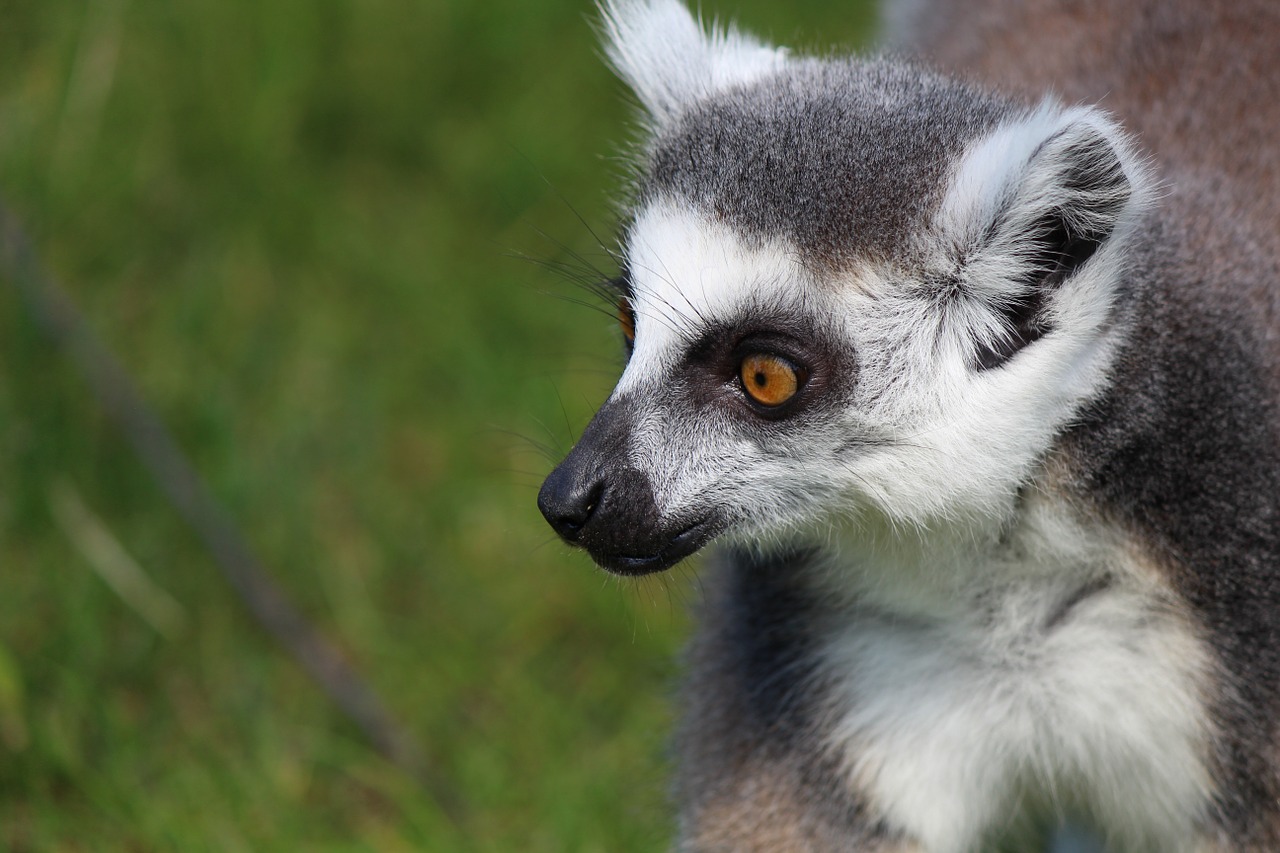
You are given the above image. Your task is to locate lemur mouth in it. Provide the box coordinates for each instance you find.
[592,517,719,576]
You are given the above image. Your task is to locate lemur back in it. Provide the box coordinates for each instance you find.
[537,2,1280,850]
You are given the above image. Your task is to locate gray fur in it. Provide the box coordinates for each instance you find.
[642,59,1012,267]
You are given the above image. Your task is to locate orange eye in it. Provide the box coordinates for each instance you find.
[618,297,636,344]
[740,353,801,407]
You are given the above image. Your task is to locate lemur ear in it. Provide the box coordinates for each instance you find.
[601,0,788,124]
[940,105,1146,369]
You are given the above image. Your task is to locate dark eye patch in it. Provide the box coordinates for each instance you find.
[674,311,853,424]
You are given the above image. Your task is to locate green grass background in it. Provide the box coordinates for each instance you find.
[0,1,874,849]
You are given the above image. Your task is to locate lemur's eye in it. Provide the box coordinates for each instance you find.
[740,353,801,407]
[617,297,636,345]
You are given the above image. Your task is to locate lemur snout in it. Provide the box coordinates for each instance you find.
[537,460,673,576]
[539,400,718,575]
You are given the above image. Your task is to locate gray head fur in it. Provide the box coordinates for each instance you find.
[642,59,1013,267]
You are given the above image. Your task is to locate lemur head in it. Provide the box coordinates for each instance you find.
[539,0,1153,575]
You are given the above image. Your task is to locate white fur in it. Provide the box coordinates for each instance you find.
[613,203,833,524]
[845,105,1153,526]
[816,497,1215,852]
[617,202,816,391]
[600,0,788,122]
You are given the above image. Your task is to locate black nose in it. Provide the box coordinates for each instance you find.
[536,396,716,575]
[538,465,603,543]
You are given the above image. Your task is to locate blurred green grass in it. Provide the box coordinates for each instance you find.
[0,1,873,849]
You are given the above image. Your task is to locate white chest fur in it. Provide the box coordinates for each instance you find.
[814,501,1215,853]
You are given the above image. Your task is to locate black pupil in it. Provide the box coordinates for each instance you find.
[754,370,767,387]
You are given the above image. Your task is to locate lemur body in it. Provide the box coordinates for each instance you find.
[538,2,1280,850]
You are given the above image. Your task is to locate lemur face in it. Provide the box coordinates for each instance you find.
[538,1,1148,575]
[540,206,858,573]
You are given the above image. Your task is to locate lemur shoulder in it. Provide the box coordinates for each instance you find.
[538,1,1280,850]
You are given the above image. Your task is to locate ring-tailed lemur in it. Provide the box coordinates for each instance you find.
[537,1,1280,850]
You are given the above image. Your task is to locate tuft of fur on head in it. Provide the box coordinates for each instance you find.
[599,0,789,124]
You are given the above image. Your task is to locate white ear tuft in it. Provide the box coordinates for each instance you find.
[600,0,788,123]
[936,102,1153,369]
[942,103,1151,262]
